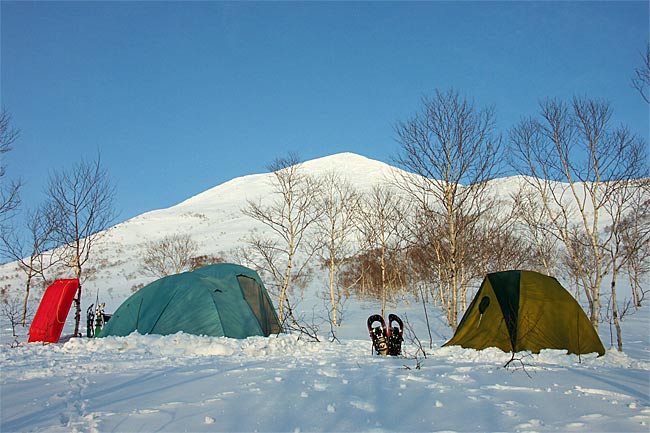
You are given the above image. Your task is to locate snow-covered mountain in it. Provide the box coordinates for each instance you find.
[0,152,638,308]
[0,153,409,304]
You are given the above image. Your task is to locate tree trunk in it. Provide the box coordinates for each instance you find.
[380,244,387,318]
[329,247,338,326]
[449,211,459,330]
[611,274,623,351]
[73,255,82,337]
[21,272,33,327]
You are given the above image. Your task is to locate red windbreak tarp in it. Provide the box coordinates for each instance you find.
[28,279,79,343]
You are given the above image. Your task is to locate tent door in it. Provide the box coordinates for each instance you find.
[236,275,281,336]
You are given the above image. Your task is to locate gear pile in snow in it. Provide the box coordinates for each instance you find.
[86,302,111,338]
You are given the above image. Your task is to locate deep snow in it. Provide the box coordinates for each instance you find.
[1,153,649,432]
[1,307,649,433]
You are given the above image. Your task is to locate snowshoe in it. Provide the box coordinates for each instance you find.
[387,313,404,356]
[94,303,106,336]
[367,314,389,355]
[86,304,95,338]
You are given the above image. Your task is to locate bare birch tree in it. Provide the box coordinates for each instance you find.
[602,186,637,351]
[621,182,650,307]
[0,109,21,223]
[141,233,199,278]
[393,89,503,330]
[0,205,60,326]
[242,153,322,321]
[1,292,35,346]
[603,177,650,350]
[355,184,406,317]
[509,96,647,330]
[465,203,533,275]
[510,184,560,275]
[314,171,360,326]
[46,156,116,336]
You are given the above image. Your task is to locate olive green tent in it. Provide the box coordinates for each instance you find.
[443,270,605,356]
[99,263,282,338]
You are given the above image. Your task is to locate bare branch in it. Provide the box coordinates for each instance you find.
[508,96,648,335]
[632,43,650,103]
[0,109,21,222]
[141,233,199,278]
[45,155,116,335]
[393,88,503,330]
[241,153,323,319]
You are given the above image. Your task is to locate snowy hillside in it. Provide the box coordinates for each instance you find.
[1,152,649,432]
[0,152,403,308]
[0,152,617,307]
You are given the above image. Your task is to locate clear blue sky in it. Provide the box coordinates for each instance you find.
[2,1,648,226]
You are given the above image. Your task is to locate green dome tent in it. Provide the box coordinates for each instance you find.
[443,270,605,356]
[99,263,282,339]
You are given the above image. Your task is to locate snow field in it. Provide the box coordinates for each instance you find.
[1,332,648,433]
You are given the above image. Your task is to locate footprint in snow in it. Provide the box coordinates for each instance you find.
[349,401,376,413]
[317,368,338,378]
[579,413,605,420]
[515,419,544,430]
